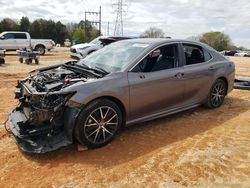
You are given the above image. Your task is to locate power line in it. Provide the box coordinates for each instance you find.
[113,0,127,36]
[84,6,102,39]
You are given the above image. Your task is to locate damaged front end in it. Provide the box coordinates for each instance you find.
[7,62,100,153]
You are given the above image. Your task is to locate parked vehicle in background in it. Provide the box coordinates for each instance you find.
[0,31,55,55]
[64,39,71,47]
[70,36,132,59]
[8,39,235,153]
[220,50,238,56]
[234,51,250,57]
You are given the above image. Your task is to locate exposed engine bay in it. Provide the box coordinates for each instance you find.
[8,61,106,153]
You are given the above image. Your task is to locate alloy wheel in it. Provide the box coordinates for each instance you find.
[211,81,226,107]
[84,106,119,144]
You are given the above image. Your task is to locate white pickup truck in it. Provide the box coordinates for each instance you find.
[0,31,55,55]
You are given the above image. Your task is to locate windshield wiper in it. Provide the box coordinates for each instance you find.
[77,63,109,75]
[94,66,110,75]
[63,64,102,78]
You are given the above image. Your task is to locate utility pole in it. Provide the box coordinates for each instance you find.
[113,0,127,36]
[84,6,102,41]
[107,22,110,36]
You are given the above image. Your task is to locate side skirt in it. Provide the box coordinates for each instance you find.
[126,103,200,126]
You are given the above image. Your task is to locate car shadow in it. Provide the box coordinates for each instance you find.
[22,96,250,168]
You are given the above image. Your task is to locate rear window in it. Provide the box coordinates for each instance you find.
[183,44,212,65]
[13,33,27,39]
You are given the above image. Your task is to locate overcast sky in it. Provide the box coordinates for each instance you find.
[1,0,250,48]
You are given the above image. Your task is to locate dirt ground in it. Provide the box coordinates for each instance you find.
[0,49,249,187]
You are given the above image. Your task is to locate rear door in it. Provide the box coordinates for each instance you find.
[181,43,215,104]
[14,33,30,49]
[128,43,185,120]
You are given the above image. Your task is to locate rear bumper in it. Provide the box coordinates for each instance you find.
[8,109,72,153]
[227,71,235,94]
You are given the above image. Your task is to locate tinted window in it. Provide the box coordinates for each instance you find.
[183,44,206,65]
[133,44,179,72]
[13,33,27,39]
[204,50,212,61]
[3,33,15,39]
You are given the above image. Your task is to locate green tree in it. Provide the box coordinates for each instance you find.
[72,27,85,44]
[55,21,69,45]
[141,27,165,38]
[30,20,41,38]
[0,18,19,32]
[200,32,231,51]
[20,17,30,32]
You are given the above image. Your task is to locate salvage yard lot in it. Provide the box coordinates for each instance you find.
[0,48,250,187]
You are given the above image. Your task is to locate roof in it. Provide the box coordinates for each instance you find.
[120,38,216,51]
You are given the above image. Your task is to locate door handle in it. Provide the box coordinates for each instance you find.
[208,66,215,71]
[175,72,184,79]
[139,75,146,79]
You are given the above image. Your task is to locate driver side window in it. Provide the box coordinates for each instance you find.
[3,33,15,40]
[132,44,179,72]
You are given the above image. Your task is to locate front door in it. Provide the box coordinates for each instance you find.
[128,43,185,121]
[1,33,17,50]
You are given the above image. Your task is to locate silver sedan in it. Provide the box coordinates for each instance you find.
[8,39,235,153]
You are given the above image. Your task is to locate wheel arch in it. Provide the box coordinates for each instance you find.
[88,96,127,127]
[35,44,46,49]
[217,76,228,95]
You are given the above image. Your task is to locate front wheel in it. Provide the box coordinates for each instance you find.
[75,99,122,149]
[205,79,227,108]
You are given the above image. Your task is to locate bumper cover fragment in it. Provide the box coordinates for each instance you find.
[8,110,72,153]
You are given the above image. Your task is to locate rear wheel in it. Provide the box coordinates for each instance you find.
[35,45,46,55]
[75,99,122,148]
[205,79,227,108]
[25,59,32,64]
[35,58,39,64]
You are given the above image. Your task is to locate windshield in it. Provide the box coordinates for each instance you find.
[78,41,149,72]
[89,37,102,45]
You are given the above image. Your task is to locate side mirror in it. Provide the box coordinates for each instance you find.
[0,36,5,40]
[149,49,161,58]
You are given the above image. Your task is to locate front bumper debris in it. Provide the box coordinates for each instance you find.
[8,109,72,153]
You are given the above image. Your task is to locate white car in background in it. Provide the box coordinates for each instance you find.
[234,51,250,57]
[70,36,132,59]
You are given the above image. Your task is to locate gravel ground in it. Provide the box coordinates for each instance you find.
[0,49,249,187]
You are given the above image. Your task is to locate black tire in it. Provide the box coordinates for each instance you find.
[35,45,46,55]
[0,58,5,64]
[35,58,39,64]
[75,99,122,149]
[19,58,23,63]
[25,59,32,64]
[205,79,227,108]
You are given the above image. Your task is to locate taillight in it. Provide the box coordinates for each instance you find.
[50,40,55,46]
